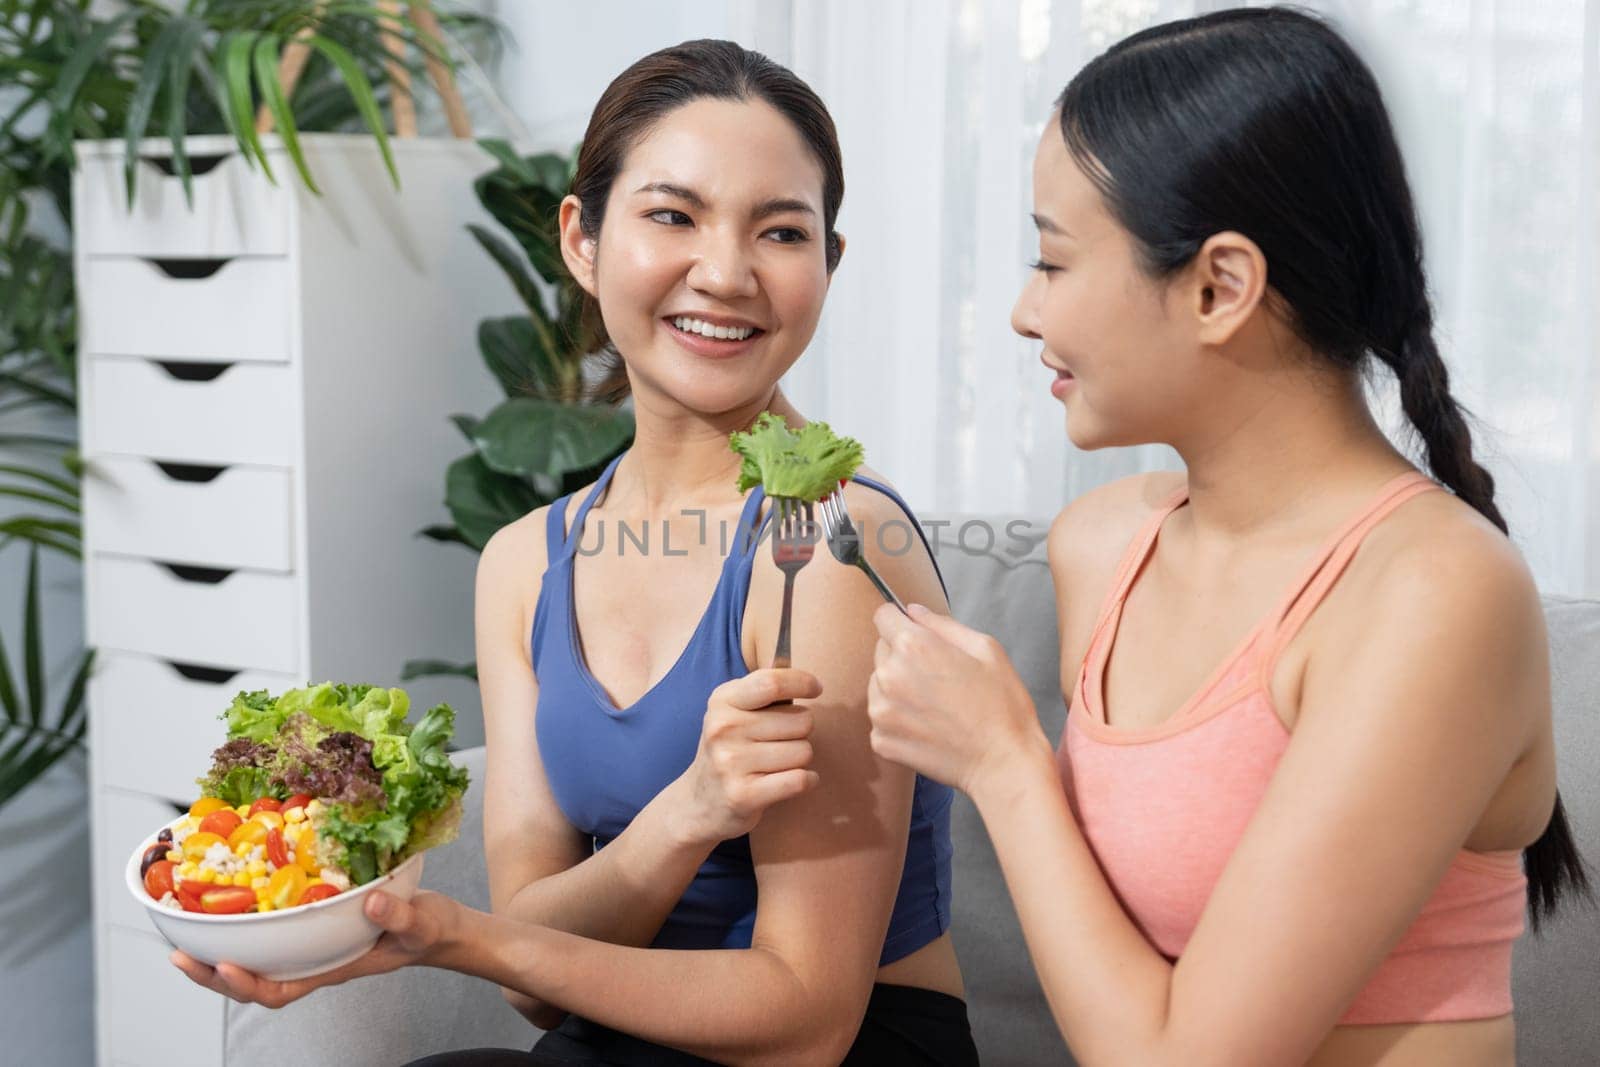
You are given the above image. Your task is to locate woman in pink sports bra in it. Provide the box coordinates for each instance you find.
[866,8,1589,1067]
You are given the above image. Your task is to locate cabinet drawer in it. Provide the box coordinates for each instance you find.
[84,357,296,466]
[84,456,294,572]
[103,924,225,1067]
[80,255,291,363]
[92,651,301,801]
[90,555,301,675]
[94,788,186,935]
[76,149,289,258]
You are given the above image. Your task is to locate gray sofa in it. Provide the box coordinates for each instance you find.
[226,519,1600,1065]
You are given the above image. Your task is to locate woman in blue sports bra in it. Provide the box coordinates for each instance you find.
[172,39,978,1066]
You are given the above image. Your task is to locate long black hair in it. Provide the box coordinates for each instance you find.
[1055,6,1589,927]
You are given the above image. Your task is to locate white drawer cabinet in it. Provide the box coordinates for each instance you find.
[102,926,227,1067]
[84,357,298,466]
[79,256,292,363]
[90,555,302,674]
[84,456,294,571]
[78,134,505,1066]
[76,150,290,258]
[91,652,302,802]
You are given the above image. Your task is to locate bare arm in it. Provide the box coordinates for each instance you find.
[467,486,948,1063]
[951,505,1546,1066]
[475,516,728,1026]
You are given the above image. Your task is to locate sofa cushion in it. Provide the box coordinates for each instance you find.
[931,516,1076,1064]
[1512,595,1600,1065]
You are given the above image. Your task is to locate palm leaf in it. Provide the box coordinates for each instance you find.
[304,34,396,188]
[220,30,273,179]
[400,658,477,682]
[253,31,319,194]
[123,15,188,207]
[162,16,208,206]
[43,10,136,162]
[22,543,41,725]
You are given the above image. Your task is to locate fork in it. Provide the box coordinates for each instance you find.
[819,482,908,614]
[770,496,818,669]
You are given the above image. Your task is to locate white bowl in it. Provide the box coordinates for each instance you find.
[126,814,426,981]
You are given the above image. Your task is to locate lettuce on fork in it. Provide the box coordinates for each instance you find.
[729,412,864,501]
[196,683,469,885]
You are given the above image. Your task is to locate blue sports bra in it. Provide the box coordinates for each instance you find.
[532,452,954,964]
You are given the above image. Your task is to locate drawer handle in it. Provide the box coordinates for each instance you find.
[160,562,233,584]
[165,660,241,685]
[144,257,231,280]
[142,152,231,178]
[154,461,227,484]
[153,360,232,382]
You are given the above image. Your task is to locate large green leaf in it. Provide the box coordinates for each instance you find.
[473,398,634,483]
[466,222,543,319]
[123,15,189,206]
[305,35,397,189]
[442,452,543,550]
[253,31,319,194]
[0,547,91,811]
[400,658,477,683]
[478,316,569,401]
[472,142,569,286]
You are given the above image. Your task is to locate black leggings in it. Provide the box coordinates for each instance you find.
[403,983,980,1066]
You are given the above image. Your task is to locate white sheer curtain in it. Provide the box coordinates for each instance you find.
[768,0,1600,597]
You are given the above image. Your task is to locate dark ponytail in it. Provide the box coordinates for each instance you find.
[1056,6,1590,926]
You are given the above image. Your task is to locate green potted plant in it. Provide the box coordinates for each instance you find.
[0,0,497,807]
[405,139,635,683]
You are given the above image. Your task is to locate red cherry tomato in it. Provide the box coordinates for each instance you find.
[248,797,282,817]
[176,881,206,913]
[283,793,313,814]
[297,883,340,905]
[199,886,257,914]
[265,826,291,869]
[143,860,175,901]
[197,809,243,840]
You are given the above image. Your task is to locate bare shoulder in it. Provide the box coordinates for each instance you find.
[1047,470,1186,591]
[1339,488,1544,653]
[841,465,947,611]
[478,504,551,596]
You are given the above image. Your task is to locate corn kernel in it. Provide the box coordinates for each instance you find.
[233,841,254,857]
[284,824,305,845]
[234,805,250,818]
[257,900,274,913]
[305,799,323,816]
[305,877,323,887]
[247,860,267,877]
[166,849,182,863]
[251,876,270,890]
[179,862,198,878]
[284,807,306,824]
[232,871,251,888]
[196,868,216,884]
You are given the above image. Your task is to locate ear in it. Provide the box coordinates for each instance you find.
[1189,231,1267,346]
[558,194,599,297]
[825,231,847,283]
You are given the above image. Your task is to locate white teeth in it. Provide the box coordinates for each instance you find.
[673,316,756,341]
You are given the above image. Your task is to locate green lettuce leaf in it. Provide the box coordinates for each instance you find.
[728,412,863,501]
[204,683,469,883]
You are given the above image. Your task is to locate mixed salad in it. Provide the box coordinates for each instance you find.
[138,683,468,916]
[729,412,864,501]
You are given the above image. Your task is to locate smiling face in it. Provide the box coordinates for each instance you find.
[1010,118,1206,450]
[560,97,836,418]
